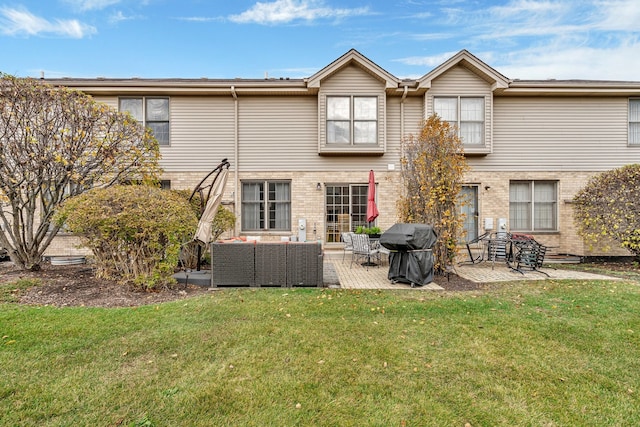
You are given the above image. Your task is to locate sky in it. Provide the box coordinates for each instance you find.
[1,0,640,81]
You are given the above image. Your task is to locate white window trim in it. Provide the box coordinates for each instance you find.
[434,96,485,146]
[119,96,170,146]
[509,180,558,232]
[326,95,378,145]
[241,180,292,232]
[629,98,640,146]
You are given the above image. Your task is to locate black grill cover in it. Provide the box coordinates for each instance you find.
[380,224,438,286]
[379,223,437,251]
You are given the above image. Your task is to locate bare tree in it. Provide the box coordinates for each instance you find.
[0,74,161,270]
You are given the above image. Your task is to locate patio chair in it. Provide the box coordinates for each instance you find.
[513,238,550,276]
[378,245,390,266]
[341,231,354,263]
[486,232,510,269]
[461,231,490,265]
[350,233,380,269]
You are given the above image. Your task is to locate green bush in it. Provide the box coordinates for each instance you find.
[56,185,198,290]
[355,226,381,235]
[211,205,236,240]
[573,163,640,262]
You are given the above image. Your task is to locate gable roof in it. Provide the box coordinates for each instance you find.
[306,49,399,90]
[418,49,510,91]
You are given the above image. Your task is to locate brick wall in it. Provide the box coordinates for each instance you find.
[41,169,631,258]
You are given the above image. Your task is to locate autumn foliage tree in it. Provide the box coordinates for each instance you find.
[0,74,161,270]
[397,115,469,272]
[573,164,640,263]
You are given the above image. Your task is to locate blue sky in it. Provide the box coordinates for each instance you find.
[1,0,639,81]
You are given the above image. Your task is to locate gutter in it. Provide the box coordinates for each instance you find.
[231,85,239,235]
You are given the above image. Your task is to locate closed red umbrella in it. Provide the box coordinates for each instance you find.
[366,169,379,224]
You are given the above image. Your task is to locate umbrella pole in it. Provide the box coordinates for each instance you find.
[197,245,202,271]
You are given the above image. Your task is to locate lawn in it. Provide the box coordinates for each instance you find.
[1,278,639,426]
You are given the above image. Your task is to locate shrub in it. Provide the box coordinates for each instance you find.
[56,185,198,290]
[355,226,381,235]
[573,164,640,262]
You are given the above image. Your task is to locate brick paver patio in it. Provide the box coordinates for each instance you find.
[324,250,620,289]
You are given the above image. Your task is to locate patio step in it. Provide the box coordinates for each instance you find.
[173,270,211,287]
[544,254,582,264]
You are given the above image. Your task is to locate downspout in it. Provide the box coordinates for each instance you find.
[399,85,408,177]
[231,86,239,235]
[400,85,408,138]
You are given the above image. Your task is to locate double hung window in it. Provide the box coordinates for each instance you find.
[629,99,640,145]
[242,181,291,231]
[327,96,377,144]
[434,97,484,145]
[509,181,557,231]
[119,97,170,145]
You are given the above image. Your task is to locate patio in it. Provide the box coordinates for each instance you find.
[324,250,620,289]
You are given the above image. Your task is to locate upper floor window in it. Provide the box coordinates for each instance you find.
[434,97,484,145]
[629,99,640,145]
[119,97,170,146]
[509,180,557,231]
[241,180,291,231]
[327,96,377,144]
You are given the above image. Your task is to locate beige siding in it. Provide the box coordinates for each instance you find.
[318,64,386,151]
[92,96,117,109]
[237,96,317,171]
[89,95,237,172]
[237,95,400,172]
[162,96,236,172]
[471,96,635,171]
[428,65,491,98]
[403,97,425,138]
[386,95,424,161]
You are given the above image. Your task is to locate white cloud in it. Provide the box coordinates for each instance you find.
[474,0,575,40]
[63,0,122,12]
[495,41,640,80]
[489,0,565,18]
[229,0,371,25]
[109,10,144,24]
[593,0,640,31]
[394,51,459,67]
[0,6,96,38]
[176,16,224,23]
[394,0,640,81]
[410,32,454,41]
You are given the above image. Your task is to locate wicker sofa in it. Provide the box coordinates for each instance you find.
[211,241,323,287]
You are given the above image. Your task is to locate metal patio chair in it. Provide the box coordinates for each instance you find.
[350,233,380,269]
[486,232,510,269]
[461,231,490,265]
[341,231,354,263]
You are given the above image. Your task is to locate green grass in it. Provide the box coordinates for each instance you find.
[2,279,640,426]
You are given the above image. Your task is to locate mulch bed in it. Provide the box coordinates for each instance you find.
[1,260,481,308]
